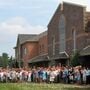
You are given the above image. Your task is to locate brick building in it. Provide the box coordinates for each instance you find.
[15,2,90,67]
[48,2,90,66]
[28,31,49,67]
[15,34,39,67]
[15,31,48,67]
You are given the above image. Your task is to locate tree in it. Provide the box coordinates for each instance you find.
[70,51,80,67]
[8,56,13,68]
[2,53,9,68]
[0,56,3,67]
[8,56,17,68]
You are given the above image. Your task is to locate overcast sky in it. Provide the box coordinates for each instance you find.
[0,0,90,57]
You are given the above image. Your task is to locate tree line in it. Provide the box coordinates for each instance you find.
[0,53,15,68]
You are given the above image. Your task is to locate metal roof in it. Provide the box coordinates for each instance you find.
[18,34,39,45]
[29,54,49,63]
[80,45,90,56]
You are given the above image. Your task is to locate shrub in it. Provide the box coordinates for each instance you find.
[70,51,80,67]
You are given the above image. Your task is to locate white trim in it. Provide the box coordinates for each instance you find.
[39,53,48,56]
[73,29,76,52]
[52,36,55,55]
[64,51,69,57]
[29,53,48,61]
[59,51,69,57]
[83,45,90,50]
[47,56,50,59]
[59,52,65,54]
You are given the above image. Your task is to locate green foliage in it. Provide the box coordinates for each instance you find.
[2,53,9,68]
[0,56,3,67]
[8,56,13,68]
[70,51,80,67]
[0,53,11,68]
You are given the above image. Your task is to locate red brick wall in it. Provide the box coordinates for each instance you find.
[21,42,38,66]
[86,32,90,45]
[48,4,61,57]
[19,33,48,67]
[38,35,48,55]
[63,3,86,55]
[48,2,87,58]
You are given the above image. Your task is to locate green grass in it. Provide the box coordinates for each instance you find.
[0,83,90,90]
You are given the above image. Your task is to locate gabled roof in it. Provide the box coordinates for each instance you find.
[29,54,49,63]
[17,34,39,45]
[47,3,61,27]
[47,2,85,27]
[63,2,85,8]
[49,52,69,60]
[15,30,47,47]
[39,31,47,38]
[80,45,90,56]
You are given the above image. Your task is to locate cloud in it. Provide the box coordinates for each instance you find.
[0,16,46,36]
[0,17,46,43]
[0,0,89,57]
[0,0,42,10]
[0,16,46,56]
[0,0,17,8]
[0,0,56,10]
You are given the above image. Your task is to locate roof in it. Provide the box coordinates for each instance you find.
[50,52,69,60]
[63,2,85,8]
[29,51,69,64]
[29,54,49,63]
[18,34,39,45]
[39,31,47,38]
[48,2,85,27]
[59,52,69,58]
[15,30,47,46]
[47,3,61,27]
[80,45,90,56]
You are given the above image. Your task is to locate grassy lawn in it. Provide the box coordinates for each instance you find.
[0,83,90,90]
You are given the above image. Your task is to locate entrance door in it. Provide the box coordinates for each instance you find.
[80,55,90,68]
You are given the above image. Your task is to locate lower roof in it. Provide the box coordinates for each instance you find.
[80,45,90,56]
[29,54,49,63]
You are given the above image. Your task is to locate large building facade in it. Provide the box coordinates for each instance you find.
[15,31,48,67]
[48,2,90,66]
[15,2,90,67]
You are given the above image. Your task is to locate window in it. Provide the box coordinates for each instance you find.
[59,14,66,53]
[52,36,55,55]
[39,45,41,54]
[72,28,76,52]
[42,44,44,53]
[87,21,90,28]
[85,21,90,32]
[23,47,27,55]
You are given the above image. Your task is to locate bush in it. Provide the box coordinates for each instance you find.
[70,51,80,67]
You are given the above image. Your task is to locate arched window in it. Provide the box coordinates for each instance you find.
[87,21,90,27]
[52,36,55,55]
[59,14,66,53]
[86,21,90,32]
[23,47,27,55]
[72,28,76,52]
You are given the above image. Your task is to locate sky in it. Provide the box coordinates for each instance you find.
[0,0,90,57]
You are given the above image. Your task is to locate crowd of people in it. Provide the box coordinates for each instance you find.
[0,65,90,85]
